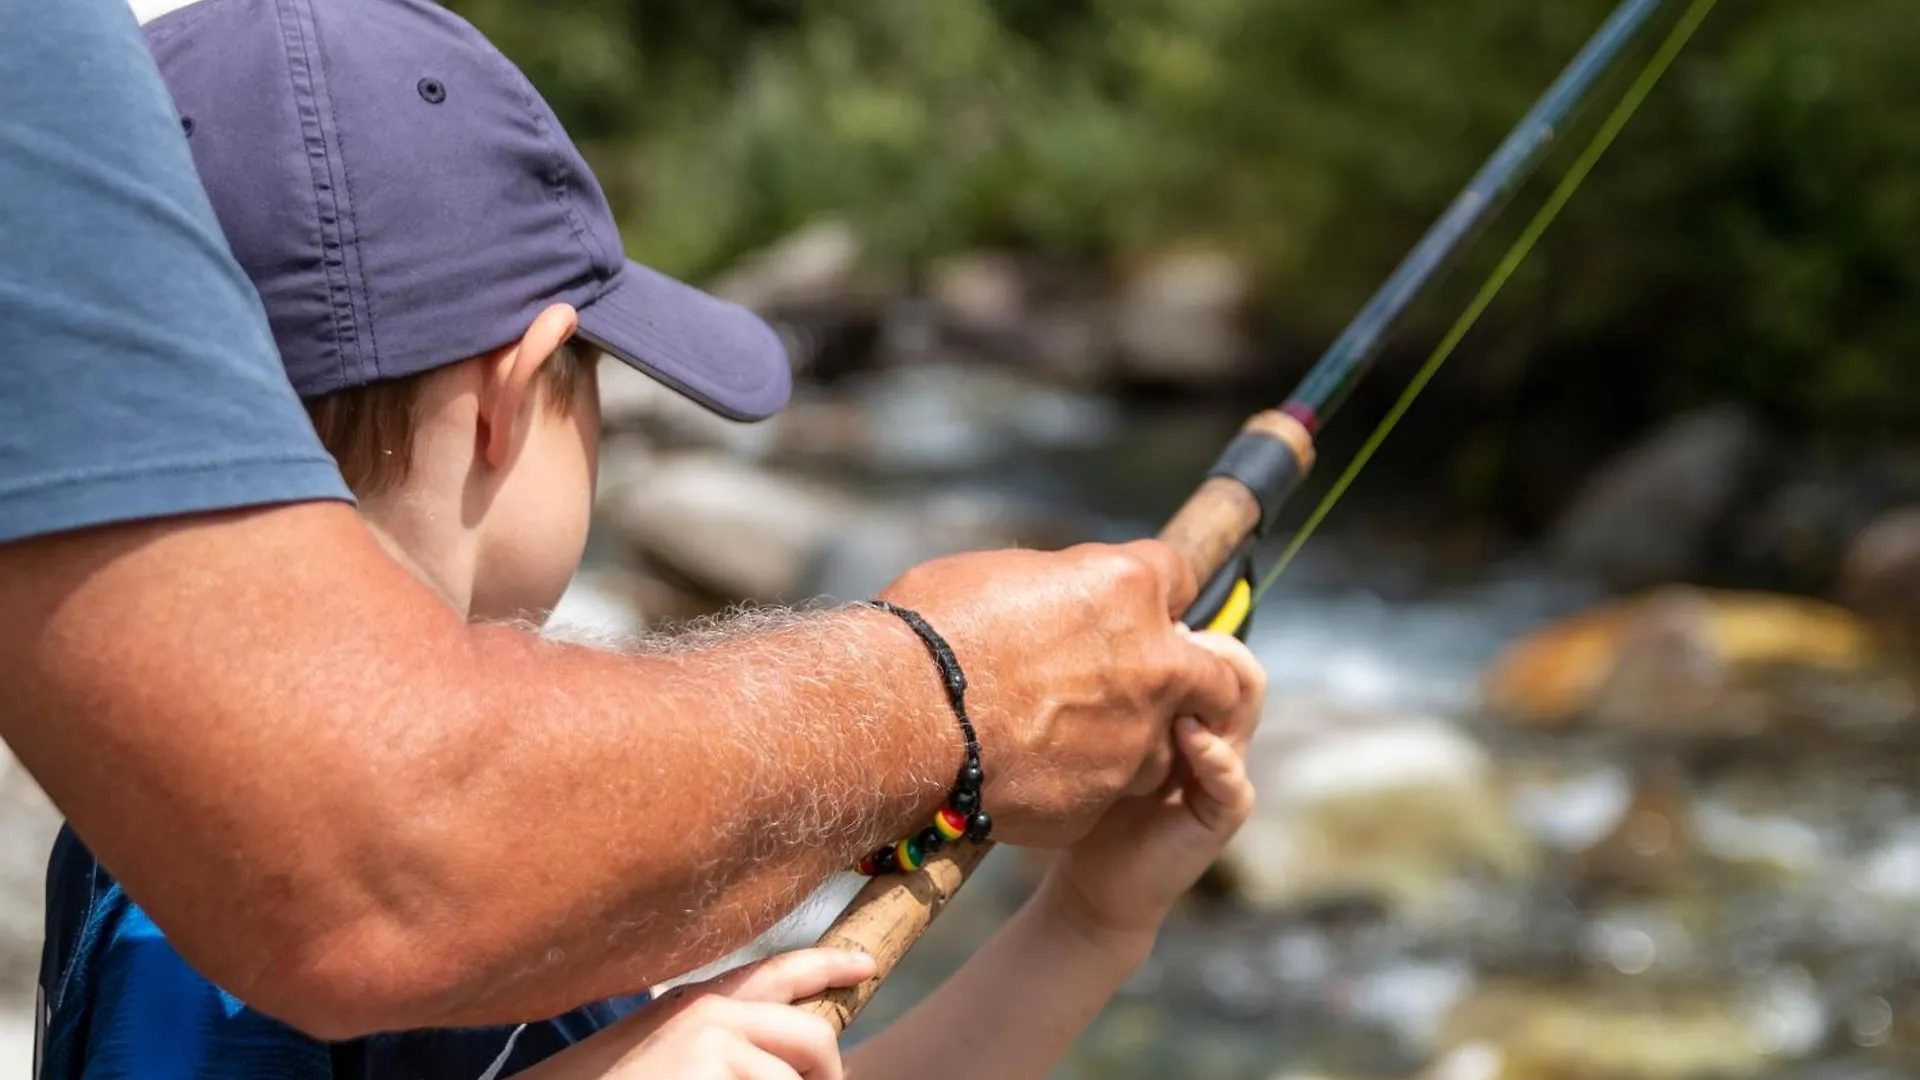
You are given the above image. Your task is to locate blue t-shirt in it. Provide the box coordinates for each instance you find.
[3,1,650,1073]
[39,826,651,1080]
[0,0,349,543]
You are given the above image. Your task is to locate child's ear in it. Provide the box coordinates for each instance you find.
[478,303,580,468]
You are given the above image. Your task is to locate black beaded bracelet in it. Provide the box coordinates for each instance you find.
[855,599,993,875]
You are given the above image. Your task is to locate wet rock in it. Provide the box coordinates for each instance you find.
[928,251,1027,338]
[1216,704,1534,921]
[601,452,1086,605]
[602,452,867,601]
[1438,980,1799,1079]
[1549,408,1769,590]
[1113,250,1255,386]
[701,220,900,381]
[1840,506,1920,645]
[927,254,1114,387]
[707,218,867,315]
[1480,587,1883,733]
[1571,766,1697,896]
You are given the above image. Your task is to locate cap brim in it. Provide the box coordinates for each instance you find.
[575,260,792,423]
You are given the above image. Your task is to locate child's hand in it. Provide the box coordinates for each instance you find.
[1042,629,1265,945]
[516,947,872,1080]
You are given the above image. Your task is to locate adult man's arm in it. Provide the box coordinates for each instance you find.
[0,506,1235,1039]
[0,0,1247,1040]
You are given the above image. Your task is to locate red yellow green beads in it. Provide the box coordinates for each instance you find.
[934,807,967,842]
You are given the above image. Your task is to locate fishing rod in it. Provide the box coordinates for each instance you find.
[800,0,1720,1031]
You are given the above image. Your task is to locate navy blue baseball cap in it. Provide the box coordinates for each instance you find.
[138,0,791,422]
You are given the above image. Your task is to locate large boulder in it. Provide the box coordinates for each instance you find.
[600,452,1086,606]
[1433,975,1823,1080]
[601,452,867,603]
[706,218,866,316]
[1840,504,1920,643]
[1215,702,1534,921]
[1112,250,1256,387]
[1479,587,1885,735]
[1548,408,1769,590]
[928,252,1113,387]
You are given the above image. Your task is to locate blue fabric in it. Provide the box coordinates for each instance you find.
[38,826,650,1080]
[0,0,351,546]
[7,4,648,1069]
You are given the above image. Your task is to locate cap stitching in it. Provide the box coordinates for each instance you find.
[484,49,611,290]
[276,0,362,390]
[316,61,384,384]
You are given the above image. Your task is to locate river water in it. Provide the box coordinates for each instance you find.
[0,361,1868,1080]
[584,363,1920,1080]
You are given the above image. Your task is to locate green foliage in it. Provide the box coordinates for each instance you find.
[446,0,1920,436]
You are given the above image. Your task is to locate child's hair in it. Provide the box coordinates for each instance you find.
[304,338,600,497]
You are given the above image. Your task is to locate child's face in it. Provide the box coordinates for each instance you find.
[468,364,602,624]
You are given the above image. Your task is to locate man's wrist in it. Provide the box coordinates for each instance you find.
[843,602,971,844]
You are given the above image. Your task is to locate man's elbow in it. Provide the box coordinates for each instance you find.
[209,916,484,1041]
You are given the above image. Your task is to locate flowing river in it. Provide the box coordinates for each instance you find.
[570,364,1920,1080]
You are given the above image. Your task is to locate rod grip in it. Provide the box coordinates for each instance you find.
[1163,409,1314,578]
[796,842,992,1028]
[794,409,1314,1032]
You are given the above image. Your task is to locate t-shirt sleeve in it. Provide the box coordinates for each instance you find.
[0,0,351,546]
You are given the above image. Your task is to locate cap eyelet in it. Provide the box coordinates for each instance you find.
[417,78,447,105]
[180,116,195,137]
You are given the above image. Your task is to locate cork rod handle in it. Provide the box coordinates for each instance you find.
[796,410,1312,1030]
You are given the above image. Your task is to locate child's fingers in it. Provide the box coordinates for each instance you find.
[729,1043,808,1080]
[1183,631,1267,751]
[701,1000,840,1080]
[711,947,877,1005]
[1177,716,1256,829]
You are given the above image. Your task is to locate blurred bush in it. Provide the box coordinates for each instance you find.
[447,0,1920,438]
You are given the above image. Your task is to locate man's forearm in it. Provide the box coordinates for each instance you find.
[0,502,959,1038]
[419,602,968,1021]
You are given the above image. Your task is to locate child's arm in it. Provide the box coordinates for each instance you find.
[844,630,1265,1080]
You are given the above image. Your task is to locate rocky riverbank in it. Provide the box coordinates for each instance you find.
[3,222,1918,1078]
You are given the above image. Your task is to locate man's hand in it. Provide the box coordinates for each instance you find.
[877,540,1246,848]
[0,504,1239,1036]
[1046,630,1265,940]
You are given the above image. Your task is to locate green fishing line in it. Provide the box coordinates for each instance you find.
[1250,0,1722,606]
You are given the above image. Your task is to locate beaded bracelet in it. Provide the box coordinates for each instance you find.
[854,599,993,876]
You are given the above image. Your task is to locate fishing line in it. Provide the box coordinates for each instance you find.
[1249,0,1721,607]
